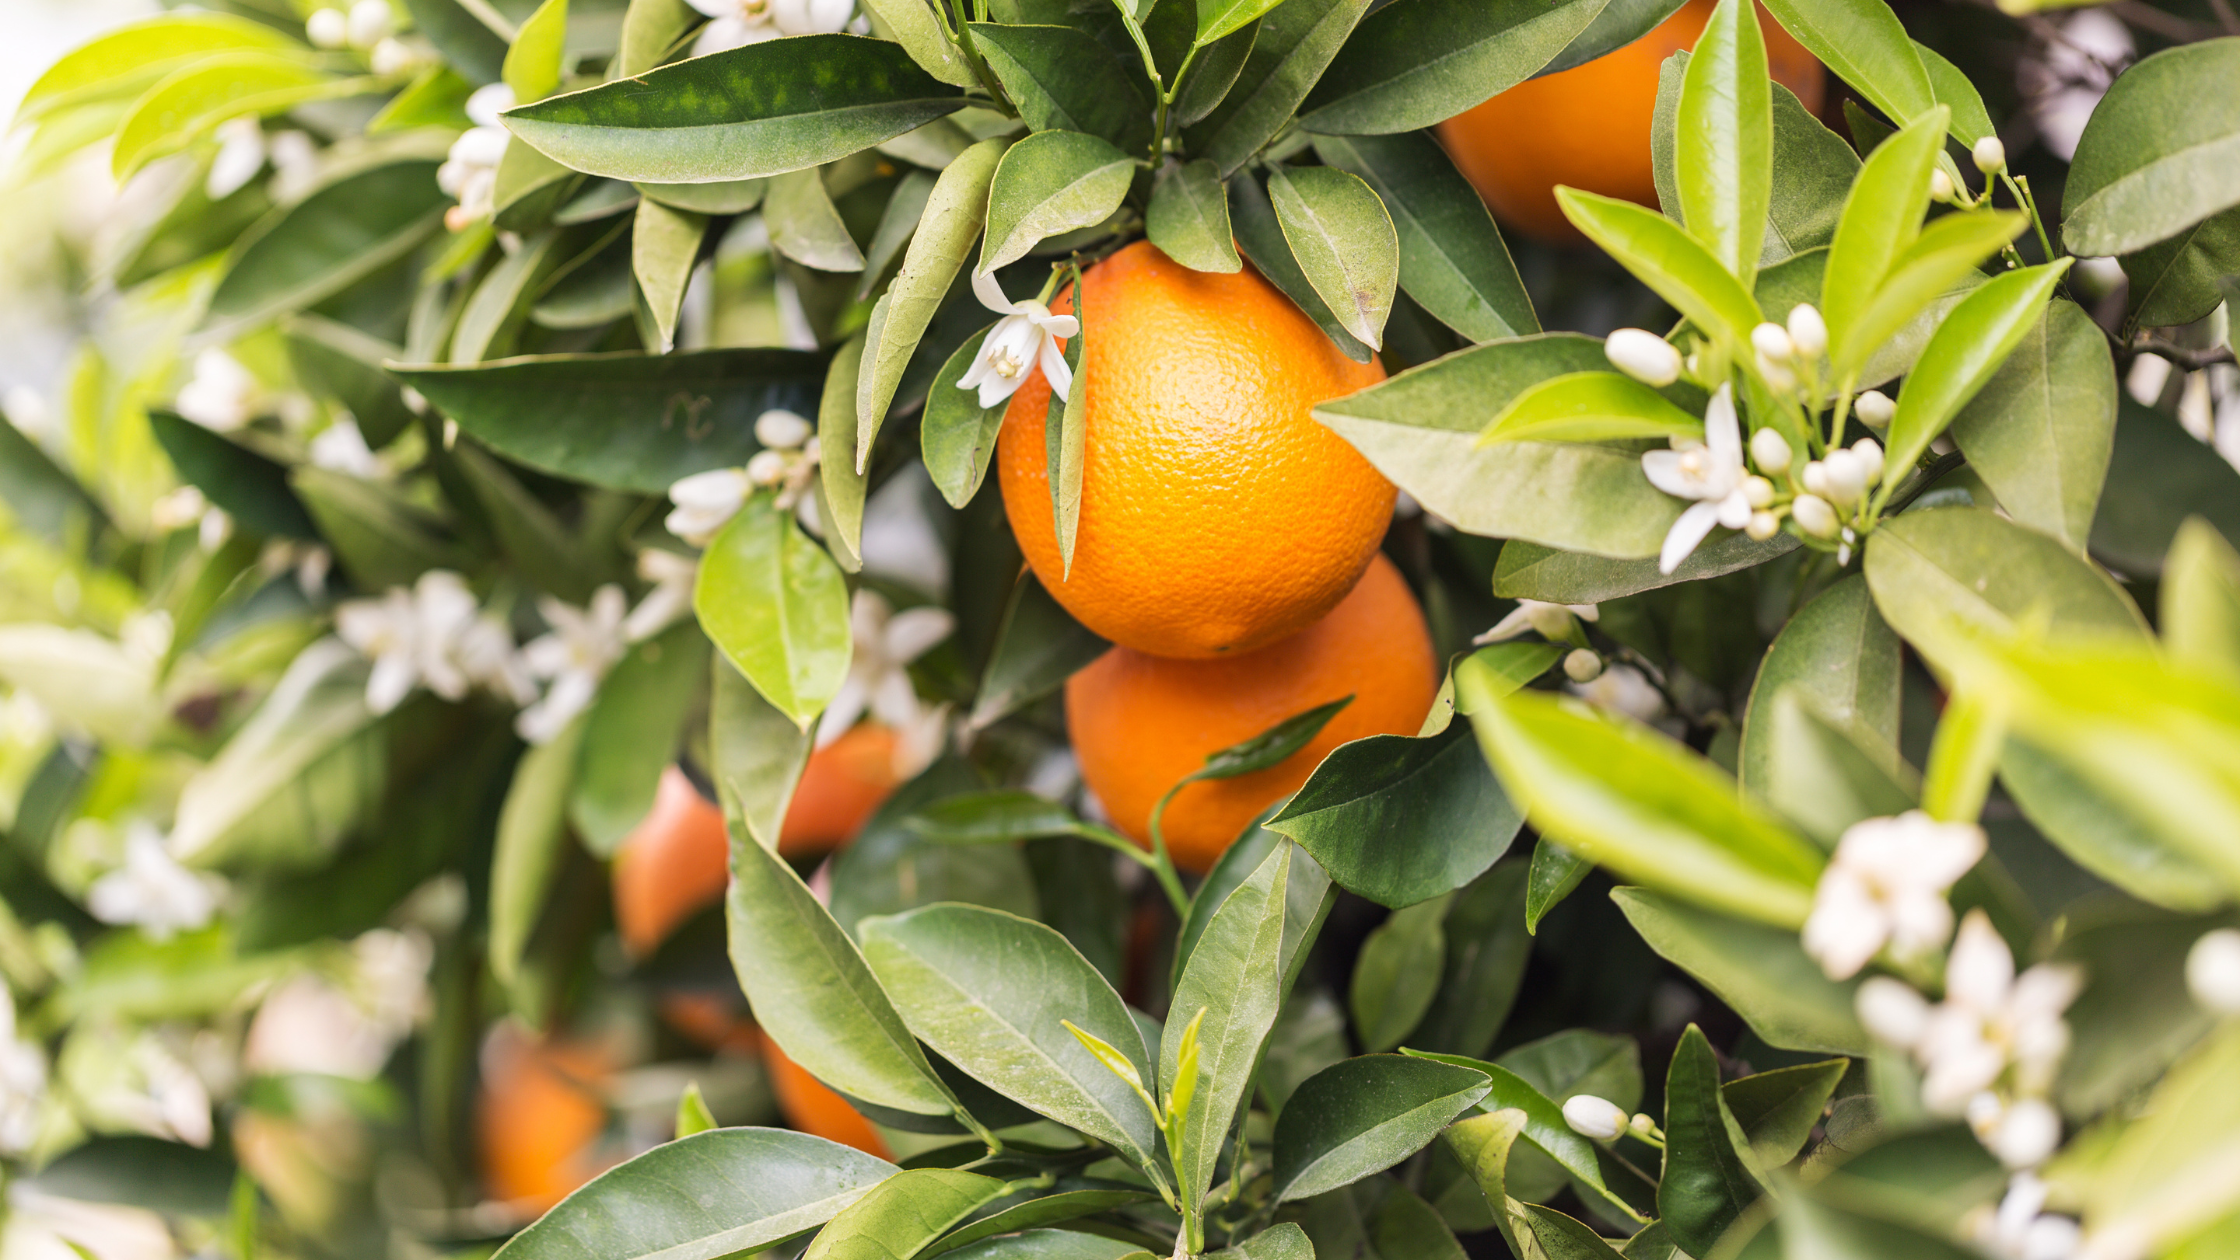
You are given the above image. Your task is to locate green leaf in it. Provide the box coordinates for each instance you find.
[816,334,870,562]
[1653,61,1857,270]
[860,138,1004,465]
[1047,274,1089,574]
[572,623,709,855]
[1880,259,2067,483]
[638,178,768,214]
[1312,334,1684,556]
[1776,1186,1989,1260]
[695,494,853,727]
[1556,190,1761,347]
[1493,533,1798,604]
[1460,664,1823,927]
[1440,1109,1538,1257]
[1298,0,1611,137]
[2165,518,2240,678]
[859,904,1166,1170]
[1480,371,1703,445]
[502,34,964,182]
[393,348,825,494]
[453,227,575,364]
[18,12,303,124]
[1267,165,1400,350]
[503,0,569,102]
[402,0,511,84]
[1403,1050,1629,1216]
[1537,0,1687,77]
[802,1169,1007,1260]
[728,814,962,1119]
[2092,399,2240,578]
[1147,159,1242,274]
[1835,209,2027,385]
[1274,1056,1492,1202]
[147,411,314,539]
[1193,697,1350,782]
[1350,896,1453,1052]
[1198,0,1287,45]
[633,196,708,353]
[2062,40,2240,258]
[1864,507,2146,670]
[968,571,1108,729]
[1267,726,1522,911]
[1612,887,1868,1055]
[1819,109,1945,371]
[1525,839,1591,934]
[1311,132,1536,343]
[863,0,978,88]
[1186,0,1371,177]
[1755,0,1934,128]
[617,0,696,77]
[1411,862,1533,1057]
[978,130,1134,273]
[1674,0,1772,286]
[1659,1025,1761,1258]
[286,314,416,446]
[111,54,341,180]
[206,159,448,334]
[675,1082,718,1138]
[2122,205,2240,330]
[921,325,1008,508]
[290,465,466,589]
[1945,298,2114,552]
[967,24,1153,152]
[1225,1222,1316,1260]
[768,167,868,272]
[1524,1206,1626,1260]
[1914,43,1993,147]
[2001,739,2225,914]
[1721,1060,1847,1170]
[1737,576,1901,799]
[710,658,812,850]
[924,1207,1159,1260]
[1230,171,1374,362]
[1174,23,1259,126]
[1501,1028,1643,1117]
[489,711,588,991]
[449,441,594,601]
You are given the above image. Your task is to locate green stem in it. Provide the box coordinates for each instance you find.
[1145,782,1194,915]
[2005,172,2060,266]
[1149,43,1202,162]
[1069,822,1189,915]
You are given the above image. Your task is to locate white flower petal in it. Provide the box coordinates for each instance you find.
[1658,499,1724,574]
[1946,911,2016,1012]
[972,267,1019,316]
[882,606,955,663]
[817,676,869,747]
[1038,333,1073,400]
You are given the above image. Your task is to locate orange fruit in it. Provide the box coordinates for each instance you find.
[1067,553,1438,873]
[476,1026,615,1211]
[1437,0,1826,244]
[997,241,1395,659]
[778,722,904,856]
[761,1036,893,1160]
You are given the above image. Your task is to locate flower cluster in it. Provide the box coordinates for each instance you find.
[437,84,517,231]
[335,570,536,716]
[684,0,856,57]
[1802,810,1986,981]
[665,409,824,545]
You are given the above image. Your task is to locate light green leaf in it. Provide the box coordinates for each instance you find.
[503,0,569,102]
[2165,518,2240,678]
[501,34,964,183]
[18,12,303,124]
[768,167,868,272]
[1147,159,1242,274]
[1174,23,1259,126]
[1737,576,1902,800]
[819,333,869,559]
[966,23,1153,151]
[1864,507,2145,670]
[1914,43,1992,147]
[1440,1109,1538,1257]
[1273,1055,1493,1202]
[1492,532,1798,604]
[1186,0,1371,177]
[920,323,1008,508]
[637,178,767,213]
[695,494,853,727]
[1652,59,1857,269]
[1046,273,1088,574]
[1674,0,1772,286]
[111,54,341,180]
[1556,189,1761,347]
[572,622,710,855]
[1722,1059,1848,1170]
[2062,39,2240,258]
[802,1169,1008,1260]
[924,1210,1157,1260]
[978,130,1134,273]
[1525,839,1591,934]
[1882,259,2069,495]
[1834,209,2026,383]
[1459,661,1823,928]
[206,159,448,335]
[1756,0,1934,127]
[1480,371,1703,445]
[616,0,696,77]
[489,711,588,990]
[1297,0,1611,137]
[1199,0,1289,45]
[1613,887,1869,1055]
[1350,898,1453,1052]
[709,658,812,852]
[1820,108,1945,371]
[863,0,978,88]
[633,195,708,352]
[1403,1049,1631,1218]
[1267,164,1398,349]
[1946,298,2114,551]
[1524,1206,1626,1260]
[452,227,574,364]
[674,1083,718,1138]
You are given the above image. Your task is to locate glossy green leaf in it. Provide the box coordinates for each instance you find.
[454,227,573,363]
[394,348,824,493]
[923,1204,1158,1259]
[1046,274,1089,574]
[1194,698,1350,783]
[860,904,1165,1168]
[1298,0,1610,137]
[638,178,767,213]
[967,24,1153,151]
[863,0,977,88]
[1410,862,1532,1057]
[1440,1109,1538,1257]
[291,465,467,589]
[1480,371,1703,446]
[1914,43,1993,147]
[1613,887,1868,1054]
[768,168,867,272]
[1230,171,1374,362]
[1267,165,1399,350]
[1652,62,1857,269]
[969,571,1107,728]
[632,196,706,352]
[489,1129,898,1260]
[1556,190,1761,347]
[1737,577,1901,798]
[1524,1206,1626,1260]
[1404,1049,1628,1214]
[112,54,340,180]
[979,130,1133,273]
[1312,132,1536,343]
[1461,663,1823,927]
[1187,0,1371,177]
[1881,259,2067,484]
[571,622,709,855]
[18,13,303,123]
[617,0,696,77]
[802,1169,1007,1260]
[1864,507,2145,670]
[1525,839,1591,934]
[813,334,869,562]
[2061,40,2240,258]
[859,138,1003,463]
[2165,518,2240,678]
[1350,896,1452,1052]
[147,411,314,540]
[710,657,812,851]
[1267,725,1522,910]
[1659,1025,1760,1257]
[504,0,569,102]
[206,159,448,334]
[1834,209,2027,384]
[1756,0,1933,128]
[920,323,1008,509]
[695,494,852,726]
[1537,0,1687,77]
[1147,159,1242,274]
[1225,1222,1316,1260]
[2122,206,2240,330]
[1174,23,1259,126]
[402,0,510,84]
[1819,109,1944,371]
[1193,0,1281,45]
[1501,1029,1643,1118]
[1722,1059,1847,1170]
[1674,0,1772,286]
[2092,399,2240,578]
[1273,1055,1492,1202]
[1494,532,1798,604]
[502,34,964,182]
[489,711,587,990]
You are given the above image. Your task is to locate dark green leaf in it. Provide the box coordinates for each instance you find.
[1411,862,1532,1057]
[1536,0,1687,77]
[2122,205,2240,330]
[1350,895,1452,1052]
[1186,0,1371,177]
[402,0,509,83]
[206,158,448,334]
[147,410,315,539]
[802,1169,1007,1260]
[1914,43,1992,147]
[696,494,852,727]
[1231,170,1374,362]
[922,1199,1158,1259]
[2061,39,2240,258]
[1613,887,1868,1054]
[290,465,466,589]
[1273,1055,1493,1202]
[820,333,870,561]
[1500,1029,1643,1117]
[969,571,1108,728]
[2091,399,2240,578]
[1526,838,1591,934]
[1174,22,1259,125]
[26,1138,237,1218]
[1298,0,1611,137]
[1147,159,1242,274]
[1721,1060,1847,1170]
[1946,298,2115,551]
[922,323,1009,509]
[489,712,588,992]
[449,441,593,601]
[1524,1205,1626,1260]
[1193,696,1351,781]
[1737,577,1901,801]
[286,313,416,446]
[453,227,574,364]
[1267,164,1398,350]
[1493,532,1798,604]
[905,790,1080,844]
[1659,1024,1761,1256]
[968,24,1153,152]
[1777,1188,1986,1260]
[0,416,103,544]
[572,622,710,855]
[979,130,1134,272]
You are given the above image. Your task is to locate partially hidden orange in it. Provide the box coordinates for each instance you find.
[476,1025,615,1212]
[761,1036,893,1160]
[1067,553,1438,873]
[997,241,1395,660]
[1438,0,1826,244]
[779,723,903,856]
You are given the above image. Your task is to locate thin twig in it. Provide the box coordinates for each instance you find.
[2119,336,2239,372]
[2209,0,2240,36]
[2108,0,2223,41]
[1886,451,1970,517]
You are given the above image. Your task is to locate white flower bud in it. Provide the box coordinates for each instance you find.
[754,408,813,450]
[346,0,393,47]
[1856,976,1931,1049]
[1743,475,1775,509]
[1983,1096,2062,1170]
[1751,322,1795,364]
[1855,389,1896,429]
[745,450,790,487]
[1628,1113,1658,1138]
[1929,167,1956,203]
[370,36,417,74]
[1972,136,2007,175]
[2188,928,2240,1013]
[1746,510,1780,541]
[1563,649,1604,683]
[1821,448,1869,506]
[1787,304,1827,360]
[1748,427,1792,476]
[1801,460,1829,496]
[1792,493,1838,538]
[307,7,349,47]
[1605,329,1682,387]
[1757,354,1798,394]
[1851,437,1885,486]
[1562,1094,1628,1142]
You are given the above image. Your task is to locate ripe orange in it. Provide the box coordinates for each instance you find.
[1067,553,1438,873]
[476,1026,615,1211]
[778,722,904,856]
[996,241,1395,659]
[1437,0,1826,244]
[761,1036,894,1160]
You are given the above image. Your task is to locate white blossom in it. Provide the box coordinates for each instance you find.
[206,116,268,200]
[0,990,46,1155]
[335,571,531,713]
[1791,492,1838,538]
[437,84,515,230]
[174,348,261,431]
[245,928,431,1079]
[623,549,699,643]
[1914,911,2082,1116]
[308,418,385,479]
[1856,975,1933,1048]
[3,1184,181,1260]
[957,268,1078,409]
[1642,384,1752,574]
[686,0,854,57]
[86,824,225,942]
[307,7,348,47]
[1562,1094,1628,1141]
[517,586,630,744]
[666,467,755,544]
[2186,928,2240,1013]
[818,590,953,765]
[1973,136,2008,175]
[1475,600,1598,645]
[371,35,422,75]
[1562,649,1603,683]
[1970,1175,2081,1260]
[346,0,394,47]
[1605,328,1682,387]
[1802,810,1985,981]
[1969,1092,2064,1170]
[1567,662,1665,723]
[1786,304,1827,360]
[1853,389,1896,429]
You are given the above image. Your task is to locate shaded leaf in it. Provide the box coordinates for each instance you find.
[1268,164,1398,350]
[1274,1055,1493,1202]
[207,158,448,334]
[1613,887,1868,1055]
[1350,896,1452,1052]
[1298,0,1611,137]
[1722,1059,1847,1170]
[1186,0,1371,177]
[968,24,1153,152]
[1658,1025,1760,1258]
[979,130,1134,273]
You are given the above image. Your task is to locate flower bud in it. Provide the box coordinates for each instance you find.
[371,36,417,74]
[307,7,349,47]
[1562,1094,1628,1142]
[1855,389,1896,429]
[346,0,394,47]
[1786,304,1827,360]
[2187,928,2240,1013]
[1929,167,1956,203]
[1855,976,1930,1049]
[1745,510,1781,541]
[754,408,813,450]
[1757,354,1798,394]
[1563,649,1604,683]
[1743,475,1775,509]
[1801,460,1829,496]
[1821,448,1869,506]
[1851,437,1885,486]
[1628,1113,1658,1138]
[1972,136,2007,175]
[1605,329,1682,387]
[1792,493,1838,538]
[745,450,790,487]
[1748,427,1792,476]
[1751,322,1794,364]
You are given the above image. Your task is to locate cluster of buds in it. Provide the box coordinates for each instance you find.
[306,0,420,73]
[1749,305,1826,395]
[1931,137,2011,207]
[744,409,823,510]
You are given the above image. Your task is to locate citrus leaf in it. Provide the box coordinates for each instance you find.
[1525,838,1590,934]
[709,657,812,851]
[1273,1056,1492,1202]
[489,710,587,991]
[503,0,569,103]
[967,23,1154,152]
[1659,1025,1761,1256]
[1186,0,1371,177]
[1193,696,1351,782]
[1492,533,1798,604]
[1230,170,1374,362]
[1147,159,1242,274]
[1298,0,1611,137]
[1722,1059,1847,1170]
[402,0,511,83]
[2092,399,2240,578]
[290,465,467,588]
[1556,189,1761,347]
[820,333,870,558]
[1535,0,1687,78]
[571,622,710,855]
[1834,209,2031,388]
[1915,42,1993,147]
[1613,887,1868,1054]
[695,494,852,727]
[1819,108,1944,368]
[637,178,768,213]
[2062,39,2240,258]
[1480,371,1704,445]
[1350,896,1452,1052]
[111,54,342,180]
[920,323,1008,508]
[146,410,315,539]
[801,1169,1007,1260]
[1946,298,2114,551]
[968,571,1107,729]
[1402,1049,1630,1215]
[1864,507,2146,670]
[768,167,868,272]
[616,0,696,77]
[921,1203,1158,1259]
[1268,164,1398,350]
[1881,260,2069,497]
[1737,576,1901,801]
[633,195,707,352]
[1409,863,1532,1057]
[1756,0,1934,128]
[1674,0,1772,286]
[452,227,575,364]
[18,12,304,123]
[978,130,1134,273]
[206,158,448,334]
[863,0,978,88]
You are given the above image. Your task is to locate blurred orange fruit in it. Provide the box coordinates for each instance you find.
[476,1026,614,1211]
[997,241,1395,659]
[1067,553,1438,873]
[779,722,903,857]
[1438,0,1826,244]
[761,1036,893,1160]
